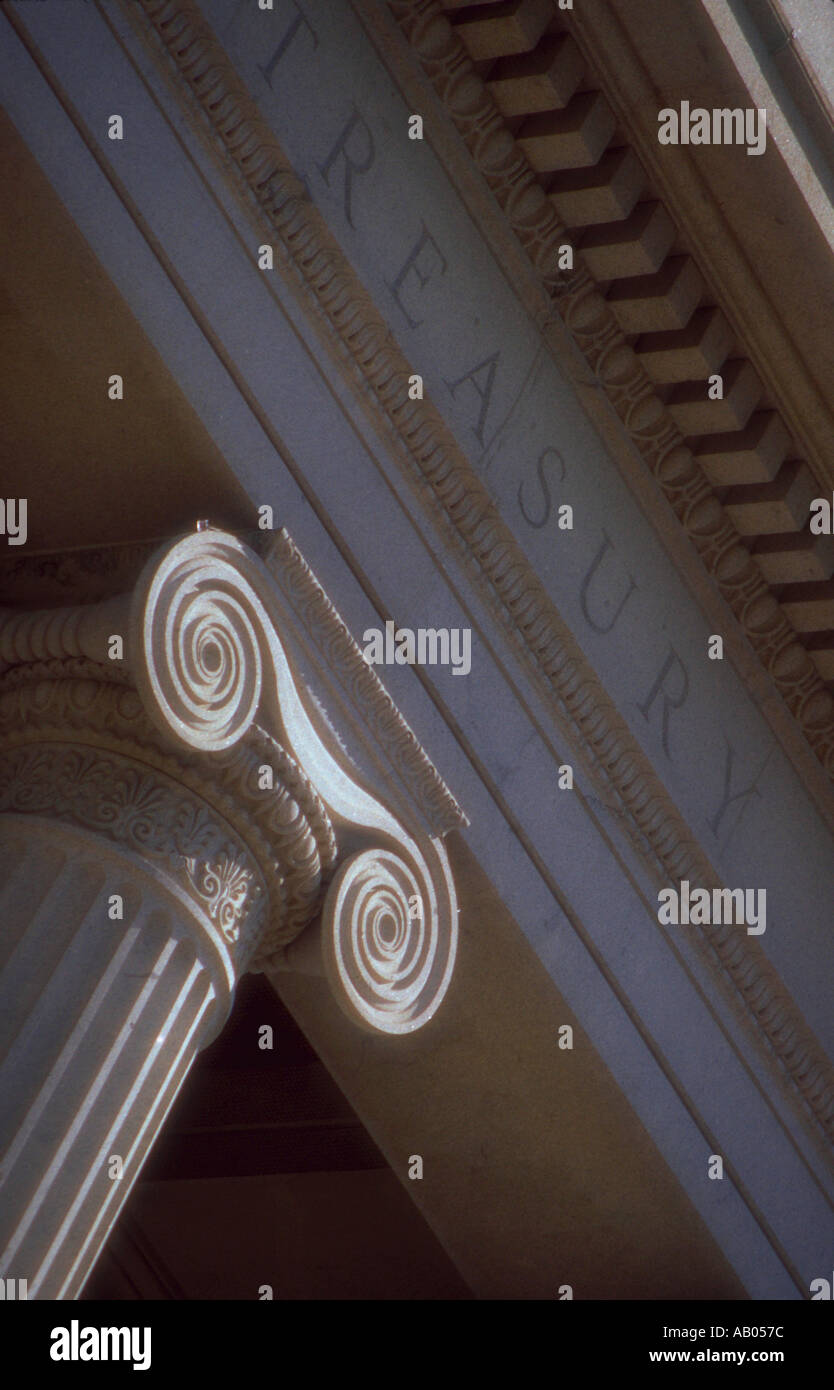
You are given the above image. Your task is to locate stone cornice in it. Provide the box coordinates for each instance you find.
[126,0,834,1147]
[563,0,834,484]
[384,0,834,782]
[0,529,461,1033]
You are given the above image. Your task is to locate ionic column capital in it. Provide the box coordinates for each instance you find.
[0,527,462,1032]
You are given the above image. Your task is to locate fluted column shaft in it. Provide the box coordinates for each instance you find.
[0,814,245,1299]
